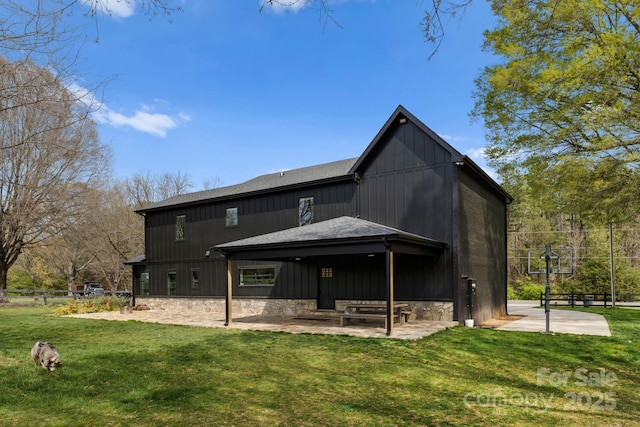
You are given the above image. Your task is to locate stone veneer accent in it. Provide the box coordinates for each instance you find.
[137,297,453,321]
[136,297,317,317]
[335,300,454,321]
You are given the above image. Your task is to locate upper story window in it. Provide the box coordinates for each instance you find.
[175,215,186,241]
[226,207,238,227]
[299,197,313,226]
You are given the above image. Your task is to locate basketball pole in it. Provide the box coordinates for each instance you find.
[545,243,551,334]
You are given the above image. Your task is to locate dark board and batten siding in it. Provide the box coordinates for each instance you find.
[357,120,454,244]
[133,106,510,321]
[457,168,509,323]
[142,180,357,298]
[354,120,456,302]
[145,180,357,263]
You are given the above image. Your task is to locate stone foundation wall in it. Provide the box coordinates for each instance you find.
[335,300,454,321]
[136,297,452,320]
[136,297,317,317]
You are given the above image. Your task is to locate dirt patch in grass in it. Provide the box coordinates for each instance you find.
[480,314,526,329]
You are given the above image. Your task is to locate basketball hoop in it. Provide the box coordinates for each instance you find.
[527,245,573,334]
[527,248,573,275]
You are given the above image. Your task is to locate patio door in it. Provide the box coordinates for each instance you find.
[318,266,336,310]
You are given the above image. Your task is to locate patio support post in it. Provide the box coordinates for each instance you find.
[386,248,394,336]
[225,257,233,326]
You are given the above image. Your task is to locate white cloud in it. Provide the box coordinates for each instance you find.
[68,81,189,137]
[439,134,465,143]
[81,0,135,19]
[94,104,190,137]
[464,147,487,161]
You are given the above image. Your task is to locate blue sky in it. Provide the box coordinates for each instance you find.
[77,0,498,189]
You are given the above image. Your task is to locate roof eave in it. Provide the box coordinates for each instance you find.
[136,173,355,214]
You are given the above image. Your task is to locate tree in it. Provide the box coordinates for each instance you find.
[84,183,144,290]
[123,170,194,210]
[474,0,640,216]
[0,57,110,295]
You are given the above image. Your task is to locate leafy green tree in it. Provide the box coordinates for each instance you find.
[475,0,640,219]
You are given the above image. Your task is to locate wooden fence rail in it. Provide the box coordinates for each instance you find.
[0,289,132,306]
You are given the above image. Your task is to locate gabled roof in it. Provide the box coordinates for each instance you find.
[349,105,512,203]
[137,158,358,213]
[215,216,446,260]
[349,105,464,174]
[137,105,510,214]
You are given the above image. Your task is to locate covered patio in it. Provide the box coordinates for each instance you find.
[214,216,447,336]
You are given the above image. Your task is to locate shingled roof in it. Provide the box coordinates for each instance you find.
[216,216,445,251]
[137,157,358,213]
[136,105,510,214]
[213,216,446,259]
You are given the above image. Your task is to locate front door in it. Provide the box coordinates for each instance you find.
[317,266,336,310]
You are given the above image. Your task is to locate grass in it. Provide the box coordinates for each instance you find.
[0,306,638,426]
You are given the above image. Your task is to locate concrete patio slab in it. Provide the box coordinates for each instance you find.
[497,300,611,336]
[69,310,457,340]
[68,300,611,338]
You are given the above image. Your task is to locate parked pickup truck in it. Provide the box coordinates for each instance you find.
[82,282,104,296]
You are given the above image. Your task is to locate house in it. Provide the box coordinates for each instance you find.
[127,105,512,333]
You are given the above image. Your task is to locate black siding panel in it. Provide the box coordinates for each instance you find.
[143,180,357,297]
[457,168,508,323]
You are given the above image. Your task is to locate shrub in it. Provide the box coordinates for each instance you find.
[53,297,127,316]
[54,301,78,315]
[519,282,546,300]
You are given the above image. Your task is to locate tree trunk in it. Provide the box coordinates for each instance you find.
[0,262,8,302]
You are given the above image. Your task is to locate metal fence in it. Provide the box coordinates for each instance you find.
[0,289,132,306]
[540,292,640,308]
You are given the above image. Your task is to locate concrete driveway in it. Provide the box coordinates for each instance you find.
[497,300,611,336]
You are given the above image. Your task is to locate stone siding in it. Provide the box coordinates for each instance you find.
[136,297,452,320]
[136,297,317,317]
[335,300,454,321]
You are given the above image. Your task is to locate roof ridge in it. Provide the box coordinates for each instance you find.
[138,157,358,213]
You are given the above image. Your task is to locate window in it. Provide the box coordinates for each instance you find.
[167,271,177,295]
[175,215,186,240]
[191,269,200,289]
[299,197,313,226]
[321,267,333,278]
[140,272,150,295]
[225,207,238,227]
[240,267,276,286]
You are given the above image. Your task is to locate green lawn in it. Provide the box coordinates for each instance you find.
[0,306,638,426]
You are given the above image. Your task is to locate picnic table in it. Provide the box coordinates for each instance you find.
[339,303,410,328]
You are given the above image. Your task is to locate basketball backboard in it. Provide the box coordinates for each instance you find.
[527,248,573,274]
